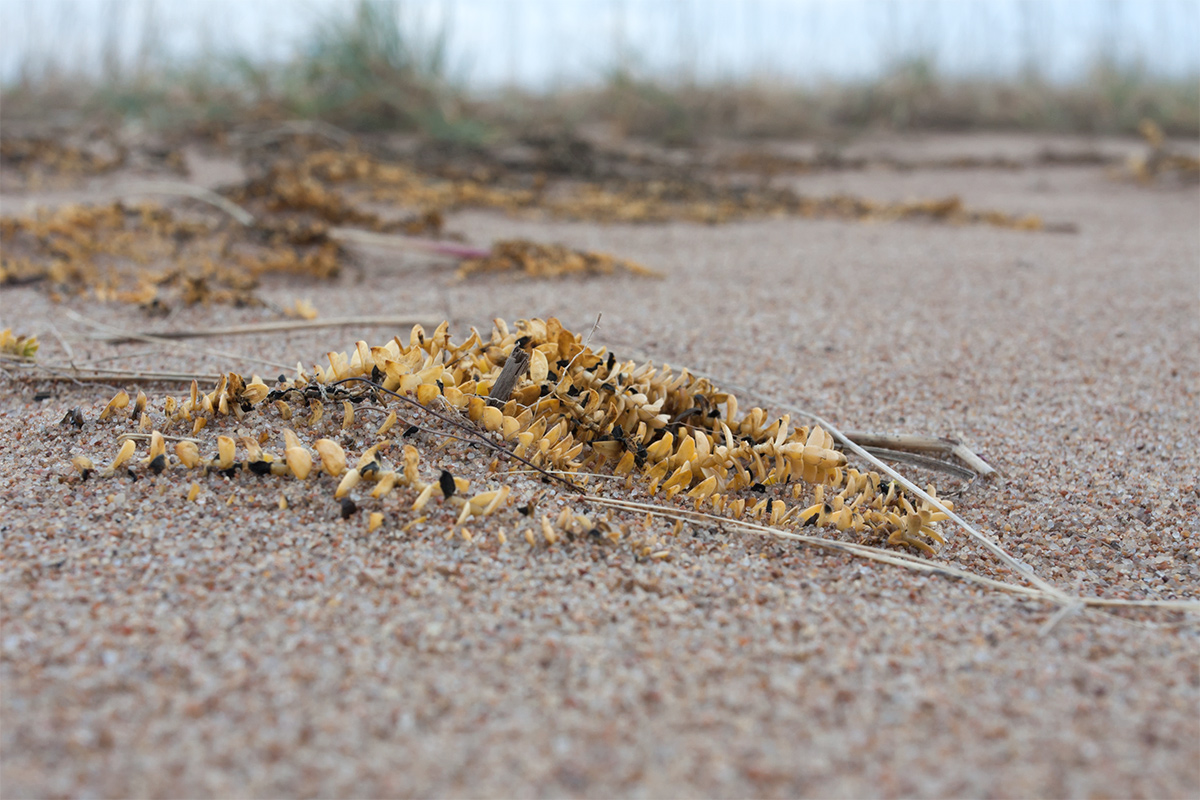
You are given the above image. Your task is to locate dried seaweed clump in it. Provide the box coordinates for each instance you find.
[456,240,662,280]
[0,329,38,360]
[235,145,1052,233]
[0,200,342,308]
[1122,119,1200,184]
[74,317,950,555]
[547,181,1048,230]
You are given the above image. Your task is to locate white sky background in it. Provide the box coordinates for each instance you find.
[2,0,1198,89]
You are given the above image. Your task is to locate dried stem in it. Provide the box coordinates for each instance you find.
[86,317,434,345]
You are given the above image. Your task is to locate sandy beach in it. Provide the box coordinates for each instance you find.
[1,132,1198,798]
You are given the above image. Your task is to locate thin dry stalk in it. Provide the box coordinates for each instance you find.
[65,309,292,372]
[120,181,257,225]
[842,430,998,477]
[328,227,491,260]
[584,495,1200,613]
[87,317,434,344]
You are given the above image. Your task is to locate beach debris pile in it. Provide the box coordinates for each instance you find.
[455,239,660,280]
[68,317,952,556]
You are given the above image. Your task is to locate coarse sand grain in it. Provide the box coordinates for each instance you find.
[2,133,1198,798]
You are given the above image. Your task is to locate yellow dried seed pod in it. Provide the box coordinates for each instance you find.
[282,429,302,450]
[186,482,200,502]
[274,400,293,420]
[308,400,324,427]
[242,379,269,405]
[412,482,436,511]
[72,455,94,474]
[416,383,439,406]
[442,385,466,408]
[175,441,200,469]
[109,439,136,470]
[644,432,673,462]
[614,450,636,475]
[529,349,549,383]
[335,468,361,499]
[148,431,166,461]
[466,396,487,422]
[377,410,397,435]
[239,436,263,462]
[686,474,717,500]
[216,436,236,469]
[540,515,557,545]
[367,512,383,532]
[285,447,312,480]
[401,445,420,484]
[500,415,521,440]
[314,438,346,476]
[371,471,399,498]
[357,441,388,469]
[98,390,130,421]
[481,405,503,432]
[341,400,354,430]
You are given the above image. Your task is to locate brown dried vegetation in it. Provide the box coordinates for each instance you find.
[72,317,952,556]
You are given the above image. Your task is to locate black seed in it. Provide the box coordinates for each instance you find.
[802,513,820,527]
[438,469,456,499]
[707,408,721,418]
[33,391,51,402]
[436,380,444,393]
[360,461,380,478]
[750,483,766,493]
[402,425,420,437]
[611,424,625,441]
[220,465,241,478]
[248,460,272,476]
[557,359,569,368]
[80,469,92,481]
[340,497,358,519]
[61,408,85,428]
[547,370,558,382]
[127,468,139,481]
[588,528,602,537]
[566,384,581,396]
[278,374,287,384]
[149,454,167,475]
[606,352,616,370]
[600,382,615,393]
[518,505,532,516]
[371,365,383,382]
[515,335,531,350]
[539,385,550,397]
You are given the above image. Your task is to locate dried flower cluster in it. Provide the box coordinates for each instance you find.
[72,317,950,555]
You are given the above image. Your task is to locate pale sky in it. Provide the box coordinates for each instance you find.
[2,0,1198,89]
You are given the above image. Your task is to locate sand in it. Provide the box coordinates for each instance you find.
[1,132,1198,798]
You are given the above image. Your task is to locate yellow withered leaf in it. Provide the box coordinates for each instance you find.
[368,512,383,532]
[416,383,439,406]
[175,441,200,469]
[109,439,136,470]
[335,468,361,499]
[216,436,236,469]
[98,390,129,421]
[481,405,503,432]
[314,438,346,476]
[285,447,313,480]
